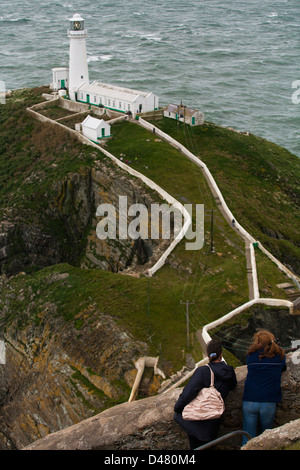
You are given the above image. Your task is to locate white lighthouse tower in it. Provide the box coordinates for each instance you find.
[68,13,89,101]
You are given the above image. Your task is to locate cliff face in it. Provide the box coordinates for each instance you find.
[1,87,299,451]
[0,282,148,450]
[214,305,300,364]
[22,354,300,451]
[0,123,170,449]
[0,160,163,276]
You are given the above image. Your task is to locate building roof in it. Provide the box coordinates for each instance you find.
[52,67,69,71]
[78,81,152,103]
[82,115,108,129]
[69,13,84,21]
[164,103,200,117]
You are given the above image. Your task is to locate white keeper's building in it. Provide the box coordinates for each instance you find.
[51,13,159,118]
[81,115,111,142]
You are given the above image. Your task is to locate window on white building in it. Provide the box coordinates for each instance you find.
[113,100,116,108]
[119,102,122,109]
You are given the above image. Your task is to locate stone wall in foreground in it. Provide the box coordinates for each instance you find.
[23,353,300,450]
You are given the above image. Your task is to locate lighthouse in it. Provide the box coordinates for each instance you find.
[68,13,89,101]
[51,14,159,117]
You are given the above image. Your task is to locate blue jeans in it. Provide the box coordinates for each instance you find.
[242,401,277,446]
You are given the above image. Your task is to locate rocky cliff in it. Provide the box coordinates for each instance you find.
[22,354,300,451]
[0,288,148,450]
[213,305,300,364]
[0,158,165,277]
[1,87,299,451]
[0,87,168,277]
[0,88,172,449]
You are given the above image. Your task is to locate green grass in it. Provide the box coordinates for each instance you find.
[148,118,300,275]
[0,250,248,370]
[0,87,108,215]
[1,89,298,372]
[282,440,300,450]
[255,247,290,299]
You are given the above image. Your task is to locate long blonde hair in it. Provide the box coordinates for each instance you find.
[247,330,285,360]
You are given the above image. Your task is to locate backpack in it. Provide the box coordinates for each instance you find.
[182,364,225,421]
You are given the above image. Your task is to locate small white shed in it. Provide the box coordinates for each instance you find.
[82,115,111,142]
[52,67,69,91]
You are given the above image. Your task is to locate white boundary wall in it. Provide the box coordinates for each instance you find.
[138,118,300,288]
[27,106,191,278]
[137,117,298,390]
[27,104,299,396]
[201,298,293,345]
[138,118,256,243]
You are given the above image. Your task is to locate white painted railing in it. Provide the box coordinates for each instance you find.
[27,105,192,278]
[201,298,293,345]
[28,101,300,400]
[137,118,299,394]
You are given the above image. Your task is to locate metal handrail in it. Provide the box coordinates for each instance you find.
[195,430,252,450]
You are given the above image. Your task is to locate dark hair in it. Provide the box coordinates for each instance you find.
[207,340,222,362]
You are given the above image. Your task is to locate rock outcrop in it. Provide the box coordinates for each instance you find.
[215,305,300,364]
[0,295,148,450]
[22,354,300,450]
[0,157,166,276]
[241,418,300,450]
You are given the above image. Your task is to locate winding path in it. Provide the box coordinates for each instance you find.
[136,117,299,393]
[28,97,299,396]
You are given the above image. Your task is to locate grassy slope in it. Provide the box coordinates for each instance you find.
[0,89,295,371]
[150,118,300,274]
[103,119,293,358]
[0,87,108,217]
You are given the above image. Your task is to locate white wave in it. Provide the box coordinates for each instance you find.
[87,55,113,63]
[87,55,100,62]
[141,33,162,42]
[121,30,162,42]
[0,17,30,22]
[100,55,113,61]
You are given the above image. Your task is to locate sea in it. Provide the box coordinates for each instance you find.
[0,0,299,157]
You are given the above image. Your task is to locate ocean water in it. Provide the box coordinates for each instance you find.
[0,0,299,157]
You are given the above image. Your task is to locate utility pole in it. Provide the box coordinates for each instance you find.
[180,300,195,348]
[210,209,215,253]
[206,209,215,253]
